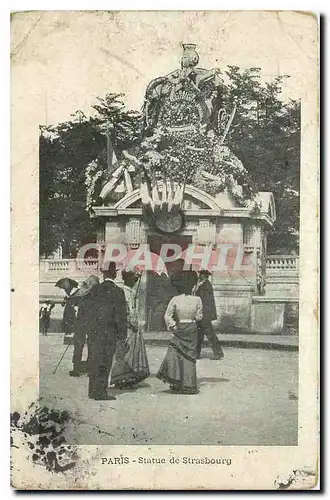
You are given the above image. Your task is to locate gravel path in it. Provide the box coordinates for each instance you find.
[40,334,298,446]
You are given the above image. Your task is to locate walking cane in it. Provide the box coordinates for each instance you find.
[53,344,71,374]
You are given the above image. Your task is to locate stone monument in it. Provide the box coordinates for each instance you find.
[89,45,276,333]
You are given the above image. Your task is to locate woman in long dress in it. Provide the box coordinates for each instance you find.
[157,271,203,395]
[61,283,78,335]
[110,270,150,388]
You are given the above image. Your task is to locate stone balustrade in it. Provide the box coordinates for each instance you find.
[39,255,300,334]
[40,258,99,281]
[44,259,70,272]
[76,259,99,271]
[266,255,299,271]
[264,255,299,302]
[40,255,299,280]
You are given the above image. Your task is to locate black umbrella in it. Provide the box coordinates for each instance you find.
[55,278,79,291]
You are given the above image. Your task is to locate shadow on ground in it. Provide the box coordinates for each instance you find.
[108,382,152,395]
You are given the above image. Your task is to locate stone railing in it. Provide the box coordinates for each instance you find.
[266,255,299,271]
[44,259,70,272]
[76,259,99,271]
[265,255,299,299]
[40,259,99,280]
[40,255,299,279]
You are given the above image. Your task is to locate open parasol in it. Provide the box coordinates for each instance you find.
[55,278,79,291]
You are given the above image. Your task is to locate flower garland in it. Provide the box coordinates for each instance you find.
[139,126,214,184]
[195,143,259,205]
[159,100,201,128]
[85,100,258,208]
[138,125,257,205]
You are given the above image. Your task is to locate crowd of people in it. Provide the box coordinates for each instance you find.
[43,263,224,400]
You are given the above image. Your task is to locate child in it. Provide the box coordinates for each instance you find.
[39,300,55,336]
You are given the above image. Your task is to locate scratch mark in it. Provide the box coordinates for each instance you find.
[74,418,115,438]
[275,12,315,60]
[101,48,144,77]
[11,15,43,60]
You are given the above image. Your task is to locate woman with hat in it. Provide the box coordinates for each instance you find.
[69,275,100,377]
[58,279,79,336]
[157,270,202,394]
[110,269,150,388]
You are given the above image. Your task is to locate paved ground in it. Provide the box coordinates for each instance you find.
[40,333,298,446]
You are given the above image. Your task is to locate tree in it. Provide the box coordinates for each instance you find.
[92,94,141,155]
[221,67,300,253]
[39,95,141,257]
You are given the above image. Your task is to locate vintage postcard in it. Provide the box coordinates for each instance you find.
[11,10,319,490]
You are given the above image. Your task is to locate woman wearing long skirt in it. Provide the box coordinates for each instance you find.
[157,271,203,395]
[61,284,78,335]
[110,270,150,388]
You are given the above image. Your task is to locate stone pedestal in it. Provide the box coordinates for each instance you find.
[213,286,254,332]
[92,186,277,333]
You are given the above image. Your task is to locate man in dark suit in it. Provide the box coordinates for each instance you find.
[194,270,224,360]
[88,262,128,400]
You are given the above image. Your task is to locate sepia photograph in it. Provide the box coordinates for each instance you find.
[10,10,319,489]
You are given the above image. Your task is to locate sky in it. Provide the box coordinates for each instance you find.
[11,10,317,126]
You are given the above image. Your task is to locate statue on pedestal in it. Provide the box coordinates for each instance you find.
[93,44,258,232]
[142,43,222,135]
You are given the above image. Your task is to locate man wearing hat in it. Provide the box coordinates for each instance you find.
[88,262,128,400]
[194,270,224,360]
[69,275,100,377]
